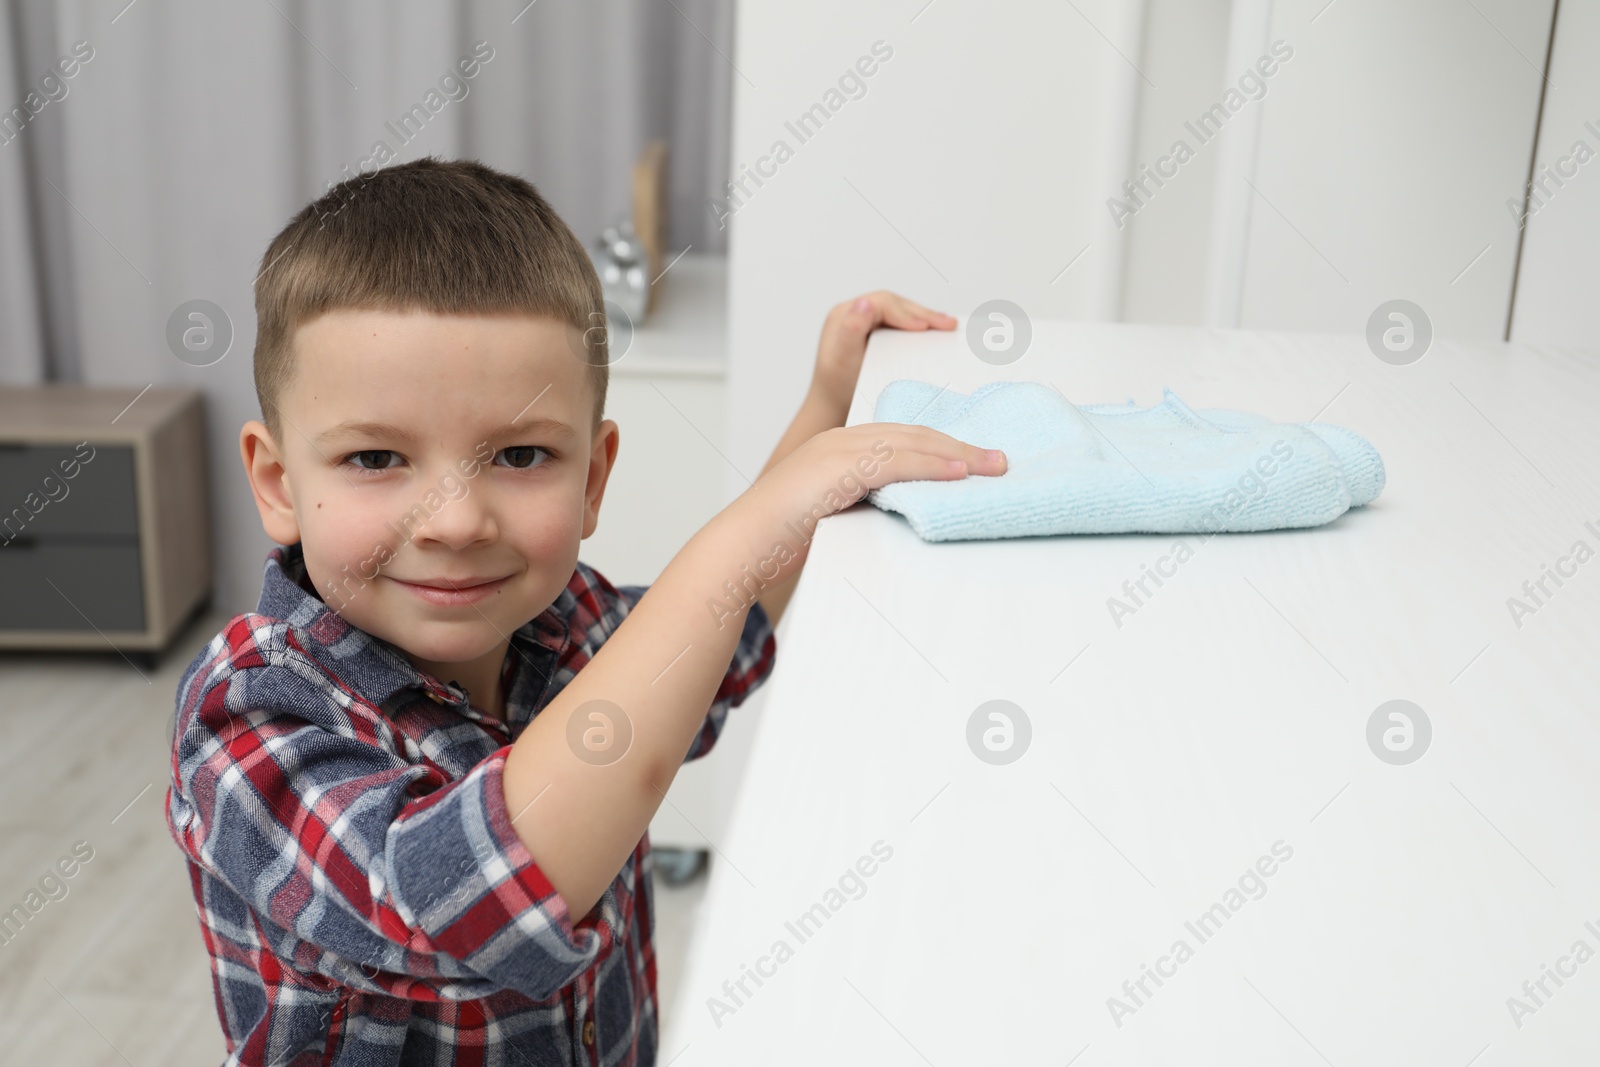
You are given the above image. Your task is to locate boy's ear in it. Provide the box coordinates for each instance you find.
[580,419,620,540]
[240,419,302,546]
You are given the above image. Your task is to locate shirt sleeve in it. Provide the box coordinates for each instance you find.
[614,583,778,764]
[168,640,613,1003]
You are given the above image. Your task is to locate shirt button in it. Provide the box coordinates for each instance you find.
[582,1019,595,1046]
[425,690,446,704]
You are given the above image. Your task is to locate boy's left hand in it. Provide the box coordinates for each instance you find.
[809,291,957,417]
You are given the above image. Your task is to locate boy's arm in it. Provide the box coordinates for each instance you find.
[502,508,769,919]
[608,574,775,765]
[504,448,1000,921]
[752,383,848,628]
[503,292,965,922]
[753,292,958,627]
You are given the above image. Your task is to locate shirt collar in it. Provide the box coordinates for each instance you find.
[257,542,571,717]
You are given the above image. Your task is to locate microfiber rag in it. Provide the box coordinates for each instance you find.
[864,379,1385,541]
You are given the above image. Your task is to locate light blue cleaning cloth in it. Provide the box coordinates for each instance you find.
[864,379,1385,542]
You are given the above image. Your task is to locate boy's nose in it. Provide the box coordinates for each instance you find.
[408,483,498,549]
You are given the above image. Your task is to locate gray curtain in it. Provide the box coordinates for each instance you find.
[0,0,734,610]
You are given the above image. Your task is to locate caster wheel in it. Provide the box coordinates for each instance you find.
[654,847,708,887]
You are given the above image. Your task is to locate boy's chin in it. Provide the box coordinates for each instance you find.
[370,618,506,667]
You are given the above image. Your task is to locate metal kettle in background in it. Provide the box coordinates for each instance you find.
[591,217,649,325]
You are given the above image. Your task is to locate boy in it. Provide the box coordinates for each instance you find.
[165,156,1003,1066]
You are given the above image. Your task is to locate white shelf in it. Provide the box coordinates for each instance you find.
[608,253,726,379]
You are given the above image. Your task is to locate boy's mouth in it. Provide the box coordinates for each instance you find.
[390,574,515,607]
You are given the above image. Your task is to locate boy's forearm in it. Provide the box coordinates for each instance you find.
[754,384,849,627]
[501,507,766,920]
[759,383,849,481]
[500,385,843,920]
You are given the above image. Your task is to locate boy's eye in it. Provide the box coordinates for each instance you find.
[496,446,550,470]
[347,450,401,471]
[339,447,549,473]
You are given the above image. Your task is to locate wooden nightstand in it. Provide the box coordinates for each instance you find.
[0,385,211,662]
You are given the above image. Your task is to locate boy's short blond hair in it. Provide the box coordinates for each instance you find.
[252,156,608,441]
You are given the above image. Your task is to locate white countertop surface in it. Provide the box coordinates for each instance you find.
[664,319,1600,1065]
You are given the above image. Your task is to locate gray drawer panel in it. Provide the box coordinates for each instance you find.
[0,444,138,539]
[0,542,144,632]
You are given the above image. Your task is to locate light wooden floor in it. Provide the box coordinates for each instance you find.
[0,607,711,1066]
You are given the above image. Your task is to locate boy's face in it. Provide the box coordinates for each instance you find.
[240,309,618,679]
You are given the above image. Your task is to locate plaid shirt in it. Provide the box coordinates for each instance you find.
[165,542,777,1066]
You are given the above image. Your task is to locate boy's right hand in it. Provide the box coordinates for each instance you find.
[721,422,1006,579]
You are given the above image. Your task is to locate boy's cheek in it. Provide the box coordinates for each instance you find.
[300,512,397,593]
[514,503,583,561]
[302,490,393,554]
